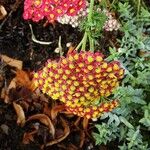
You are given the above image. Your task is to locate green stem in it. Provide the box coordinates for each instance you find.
[76,0,95,51]
[88,0,94,22]
[88,33,94,52]
[81,32,88,51]
[137,0,141,17]
[76,32,87,51]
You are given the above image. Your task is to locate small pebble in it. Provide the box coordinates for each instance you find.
[0,124,9,135]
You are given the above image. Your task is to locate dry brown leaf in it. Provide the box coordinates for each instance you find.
[27,114,55,137]
[1,88,6,99]
[0,5,7,20]
[43,103,51,117]
[8,78,16,91]
[51,105,65,120]
[13,102,26,126]
[1,55,22,70]
[22,130,37,144]
[45,117,70,147]
[79,131,85,148]
[15,70,35,91]
[83,117,89,130]
[1,78,16,103]
[74,117,81,127]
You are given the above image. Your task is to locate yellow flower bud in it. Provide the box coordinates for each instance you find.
[87,65,94,70]
[96,56,103,62]
[113,64,119,70]
[87,56,94,63]
[95,68,101,73]
[78,63,84,68]
[34,73,39,78]
[102,62,108,69]
[106,67,112,72]
[73,81,79,86]
[74,54,79,60]
[88,86,94,93]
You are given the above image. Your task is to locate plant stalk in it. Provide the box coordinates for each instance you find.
[76,0,95,51]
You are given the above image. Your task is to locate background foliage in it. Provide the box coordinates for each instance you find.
[93,0,150,149]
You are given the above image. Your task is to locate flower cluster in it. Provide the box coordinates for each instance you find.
[33,50,124,119]
[23,0,87,23]
[57,6,88,28]
[66,100,119,119]
[103,9,120,31]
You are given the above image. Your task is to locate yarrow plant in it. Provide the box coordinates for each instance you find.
[23,0,87,27]
[30,0,124,119]
[23,0,120,30]
[33,50,124,119]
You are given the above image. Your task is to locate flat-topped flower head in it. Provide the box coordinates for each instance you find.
[23,0,87,23]
[33,50,124,119]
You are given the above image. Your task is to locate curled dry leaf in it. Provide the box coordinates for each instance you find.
[13,102,26,126]
[79,131,85,148]
[51,105,65,120]
[0,55,22,70]
[0,5,7,20]
[27,114,55,138]
[45,117,70,147]
[22,130,37,144]
[83,117,89,130]
[15,70,35,91]
[3,78,16,103]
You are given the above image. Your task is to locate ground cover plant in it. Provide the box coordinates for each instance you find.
[0,0,150,149]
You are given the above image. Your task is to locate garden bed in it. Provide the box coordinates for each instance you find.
[0,0,150,150]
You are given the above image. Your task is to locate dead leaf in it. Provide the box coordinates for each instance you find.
[8,77,16,91]
[51,105,65,120]
[79,131,85,148]
[45,117,70,147]
[83,117,89,130]
[0,55,22,70]
[1,78,16,103]
[74,117,81,127]
[15,70,35,91]
[43,103,51,117]
[22,130,37,144]
[27,114,55,137]
[13,102,26,126]
[0,5,7,20]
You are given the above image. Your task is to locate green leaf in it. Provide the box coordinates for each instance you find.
[119,116,134,129]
